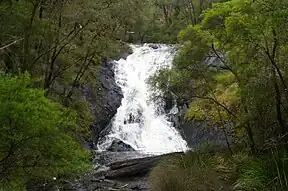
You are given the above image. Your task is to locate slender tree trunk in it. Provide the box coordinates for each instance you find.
[222,127,233,155]
[189,0,197,25]
[273,69,286,134]
[39,0,44,19]
[66,53,94,99]
[22,0,40,72]
[242,98,256,154]
[202,74,233,154]
[245,123,256,154]
[162,5,170,25]
[216,107,233,155]
[264,30,288,101]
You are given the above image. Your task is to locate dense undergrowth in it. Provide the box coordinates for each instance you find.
[150,145,288,191]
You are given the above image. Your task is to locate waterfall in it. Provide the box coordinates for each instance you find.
[98,44,188,154]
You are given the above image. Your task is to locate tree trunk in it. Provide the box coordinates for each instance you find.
[245,123,256,154]
[273,69,286,134]
[22,0,40,72]
[216,107,233,155]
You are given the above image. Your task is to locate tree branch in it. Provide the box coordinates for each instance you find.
[211,43,240,81]
[0,38,24,50]
[0,144,14,165]
[192,95,238,120]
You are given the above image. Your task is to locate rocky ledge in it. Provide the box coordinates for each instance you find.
[59,153,183,191]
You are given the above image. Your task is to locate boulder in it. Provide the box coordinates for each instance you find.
[148,44,159,49]
[107,139,135,152]
[121,48,133,60]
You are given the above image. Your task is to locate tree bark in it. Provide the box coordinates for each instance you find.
[273,69,286,134]
[22,0,41,72]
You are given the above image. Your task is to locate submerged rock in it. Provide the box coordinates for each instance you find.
[107,139,135,152]
[148,44,159,49]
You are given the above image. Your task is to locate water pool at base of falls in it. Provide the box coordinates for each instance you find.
[98,44,188,155]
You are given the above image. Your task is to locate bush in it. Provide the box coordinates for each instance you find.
[0,73,90,190]
[150,147,288,191]
[149,151,232,191]
[236,149,288,191]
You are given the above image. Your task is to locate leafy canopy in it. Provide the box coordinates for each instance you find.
[0,73,90,190]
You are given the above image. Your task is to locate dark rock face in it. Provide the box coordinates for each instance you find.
[107,139,135,152]
[163,91,174,112]
[121,48,133,60]
[165,97,189,129]
[179,121,234,149]
[163,96,234,149]
[83,59,123,148]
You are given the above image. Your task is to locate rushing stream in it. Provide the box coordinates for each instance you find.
[98,44,188,154]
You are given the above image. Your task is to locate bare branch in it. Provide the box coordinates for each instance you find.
[0,38,24,51]
[192,95,239,120]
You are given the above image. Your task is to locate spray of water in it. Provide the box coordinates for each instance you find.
[98,44,188,154]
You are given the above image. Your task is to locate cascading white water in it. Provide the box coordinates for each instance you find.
[98,44,188,154]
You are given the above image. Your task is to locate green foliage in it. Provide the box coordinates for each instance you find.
[151,0,288,151]
[236,149,288,191]
[150,150,234,191]
[147,0,288,190]
[0,73,90,190]
[150,149,288,191]
[0,2,137,173]
[68,99,94,140]
[150,1,288,189]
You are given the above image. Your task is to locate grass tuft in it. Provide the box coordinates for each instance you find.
[149,151,232,191]
[236,149,288,191]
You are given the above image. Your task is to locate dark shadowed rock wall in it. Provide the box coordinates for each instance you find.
[83,59,123,148]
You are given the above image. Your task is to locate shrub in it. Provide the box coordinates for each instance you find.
[0,73,90,190]
[236,149,288,191]
[149,151,232,191]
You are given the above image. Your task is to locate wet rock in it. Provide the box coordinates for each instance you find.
[163,96,234,149]
[168,114,181,128]
[163,91,174,112]
[166,99,189,128]
[54,153,184,191]
[179,120,234,149]
[148,44,159,49]
[82,59,123,148]
[103,152,183,179]
[105,156,160,179]
[125,109,143,124]
[121,48,133,60]
[107,140,135,152]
